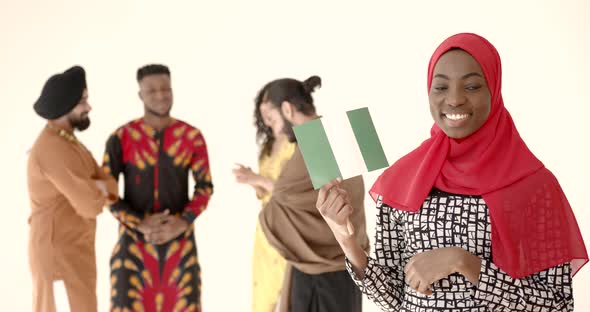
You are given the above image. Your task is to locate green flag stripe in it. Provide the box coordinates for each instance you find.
[346,107,389,171]
[293,118,342,189]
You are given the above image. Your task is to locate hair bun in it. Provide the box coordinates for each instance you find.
[302,75,322,93]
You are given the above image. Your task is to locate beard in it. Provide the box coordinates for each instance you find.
[281,115,297,143]
[69,114,91,131]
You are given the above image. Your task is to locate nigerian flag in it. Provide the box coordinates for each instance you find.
[293,107,389,189]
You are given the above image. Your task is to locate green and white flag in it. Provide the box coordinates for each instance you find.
[293,107,389,189]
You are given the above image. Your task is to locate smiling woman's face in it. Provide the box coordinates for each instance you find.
[429,49,492,139]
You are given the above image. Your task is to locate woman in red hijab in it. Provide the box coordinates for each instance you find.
[316,33,588,311]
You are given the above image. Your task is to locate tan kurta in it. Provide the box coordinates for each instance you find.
[27,125,118,312]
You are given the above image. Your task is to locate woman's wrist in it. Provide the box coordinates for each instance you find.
[455,248,481,285]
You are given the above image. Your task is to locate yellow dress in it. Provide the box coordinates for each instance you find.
[253,140,296,312]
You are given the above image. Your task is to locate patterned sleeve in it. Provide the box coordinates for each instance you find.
[471,259,573,311]
[345,196,406,311]
[181,130,213,224]
[102,132,145,230]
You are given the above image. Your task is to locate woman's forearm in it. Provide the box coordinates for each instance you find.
[336,233,368,278]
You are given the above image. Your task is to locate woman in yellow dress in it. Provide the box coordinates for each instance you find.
[233,84,296,312]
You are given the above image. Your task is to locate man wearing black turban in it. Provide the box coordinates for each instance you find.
[27,66,119,312]
[33,65,91,130]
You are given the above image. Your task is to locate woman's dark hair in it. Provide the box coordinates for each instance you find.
[254,75,322,158]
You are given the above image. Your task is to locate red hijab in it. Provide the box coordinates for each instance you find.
[370,33,587,278]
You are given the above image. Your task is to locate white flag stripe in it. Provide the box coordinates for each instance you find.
[321,113,366,180]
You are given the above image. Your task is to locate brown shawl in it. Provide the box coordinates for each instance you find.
[259,146,370,276]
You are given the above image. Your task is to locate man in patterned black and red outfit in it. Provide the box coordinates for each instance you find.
[102,64,213,312]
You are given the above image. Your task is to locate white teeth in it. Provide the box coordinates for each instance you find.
[445,113,469,120]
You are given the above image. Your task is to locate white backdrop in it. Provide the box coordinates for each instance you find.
[1,0,589,310]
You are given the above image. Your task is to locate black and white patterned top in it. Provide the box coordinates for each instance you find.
[346,188,573,312]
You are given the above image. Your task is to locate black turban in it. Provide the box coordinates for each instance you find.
[34,66,87,119]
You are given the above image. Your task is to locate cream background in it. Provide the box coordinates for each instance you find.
[1,0,589,311]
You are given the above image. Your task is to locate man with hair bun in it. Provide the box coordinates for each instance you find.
[257,75,369,312]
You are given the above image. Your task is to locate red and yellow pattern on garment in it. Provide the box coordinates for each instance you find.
[102,118,213,312]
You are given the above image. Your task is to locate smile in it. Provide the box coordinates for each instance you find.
[444,113,470,121]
